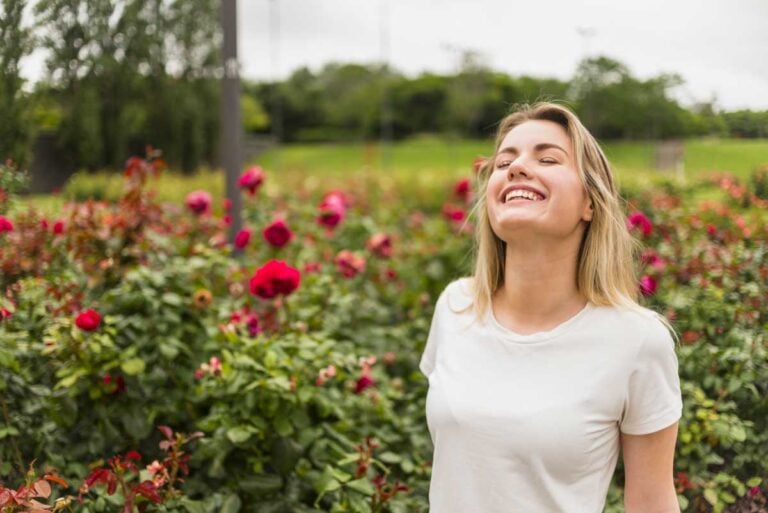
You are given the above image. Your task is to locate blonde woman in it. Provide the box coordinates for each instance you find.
[419,101,683,513]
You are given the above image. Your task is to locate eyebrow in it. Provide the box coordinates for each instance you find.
[497,143,569,157]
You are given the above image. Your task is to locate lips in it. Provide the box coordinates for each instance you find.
[500,184,547,203]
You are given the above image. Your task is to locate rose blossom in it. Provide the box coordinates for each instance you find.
[263,219,293,248]
[453,178,472,203]
[185,190,212,215]
[0,215,13,233]
[627,211,653,237]
[366,233,392,258]
[238,166,265,195]
[75,309,102,331]
[249,259,301,299]
[316,192,348,229]
[639,275,657,296]
[234,228,252,249]
[335,250,366,278]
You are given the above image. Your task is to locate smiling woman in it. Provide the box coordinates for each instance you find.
[419,101,684,513]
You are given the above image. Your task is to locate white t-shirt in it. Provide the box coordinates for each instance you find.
[419,277,683,513]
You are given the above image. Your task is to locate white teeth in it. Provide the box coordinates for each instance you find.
[505,190,543,202]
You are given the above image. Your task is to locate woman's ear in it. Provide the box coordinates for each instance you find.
[583,201,593,222]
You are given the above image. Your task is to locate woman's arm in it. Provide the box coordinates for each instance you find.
[620,421,681,513]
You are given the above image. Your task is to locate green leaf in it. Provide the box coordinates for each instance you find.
[378,451,401,464]
[274,416,293,437]
[747,477,763,487]
[226,426,253,444]
[121,358,146,375]
[180,498,206,513]
[239,474,283,496]
[161,292,183,306]
[345,478,375,496]
[270,437,303,476]
[264,350,278,368]
[703,488,718,506]
[0,426,19,439]
[221,494,241,513]
[314,466,342,496]
[729,425,746,442]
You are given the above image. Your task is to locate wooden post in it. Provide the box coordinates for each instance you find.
[655,139,685,181]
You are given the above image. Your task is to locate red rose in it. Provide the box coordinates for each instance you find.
[234,227,251,249]
[0,307,12,321]
[53,220,65,235]
[263,219,293,248]
[366,233,392,258]
[355,370,375,394]
[335,250,366,278]
[185,190,212,215]
[76,309,102,331]
[238,166,265,195]
[627,211,653,237]
[453,178,471,203]
[249,259,301,299]
[639,275,657,296]
[442,203,466,223]
[0,215,13,233]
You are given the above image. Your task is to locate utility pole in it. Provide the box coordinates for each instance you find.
[379,0,392,173]
[221,0,243,251]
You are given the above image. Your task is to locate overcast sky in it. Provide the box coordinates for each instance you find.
[22,0,768,111]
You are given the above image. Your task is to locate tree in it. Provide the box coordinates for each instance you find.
[0,0,33,166]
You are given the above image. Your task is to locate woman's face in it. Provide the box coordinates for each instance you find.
[485,119,593,243]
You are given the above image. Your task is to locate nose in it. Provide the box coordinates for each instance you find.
[507,159,531,181]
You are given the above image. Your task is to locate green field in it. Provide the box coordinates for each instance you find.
[16,136,768,216]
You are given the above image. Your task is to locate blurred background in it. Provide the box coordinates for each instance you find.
[2,0,767,200]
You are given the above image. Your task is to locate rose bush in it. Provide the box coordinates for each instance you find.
[1,152,767,513]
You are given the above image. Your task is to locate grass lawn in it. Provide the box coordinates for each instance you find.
[14,136,768,217]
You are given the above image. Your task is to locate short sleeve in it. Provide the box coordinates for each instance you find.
[619,318,683,435]
[419,289,447,379]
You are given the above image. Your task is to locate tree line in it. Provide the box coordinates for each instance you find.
[1,0,767,172]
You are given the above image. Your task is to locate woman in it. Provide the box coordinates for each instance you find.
[419,101,683,513]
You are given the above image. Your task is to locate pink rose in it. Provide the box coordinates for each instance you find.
[238,166,265,195]
[627,211,653,237]
[185,190,212,215]
[639,275,657,296]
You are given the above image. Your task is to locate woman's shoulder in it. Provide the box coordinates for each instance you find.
[438,276,475,313]
[590,301,674,345]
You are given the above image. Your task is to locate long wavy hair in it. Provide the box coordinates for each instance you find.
[455,100,679,344]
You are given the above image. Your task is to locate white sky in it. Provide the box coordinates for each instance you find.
[21,0,768,111]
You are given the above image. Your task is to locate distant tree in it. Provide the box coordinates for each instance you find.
[722,109,768,138]
[34,0,220,172]
[0,0,33,166]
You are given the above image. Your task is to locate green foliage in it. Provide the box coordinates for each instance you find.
[0,0,34,167]
[1,154,768,512]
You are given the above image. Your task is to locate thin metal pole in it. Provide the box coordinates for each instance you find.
[379,0,392,173]
[221,0,243,251]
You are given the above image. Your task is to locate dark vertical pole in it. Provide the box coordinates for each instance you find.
[379,0,392,174]
[221,0,243,251]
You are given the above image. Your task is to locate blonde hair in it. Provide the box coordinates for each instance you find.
[455,100,679,346]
